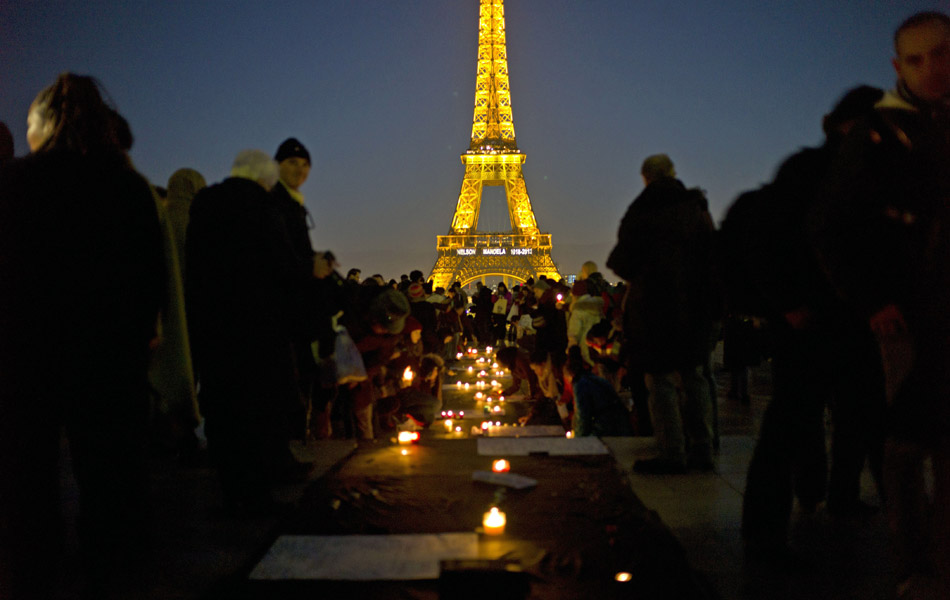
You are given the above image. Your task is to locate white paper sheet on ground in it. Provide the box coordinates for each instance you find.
[485,425,565,438]
[249,533,479,580]
[477,437,609,456]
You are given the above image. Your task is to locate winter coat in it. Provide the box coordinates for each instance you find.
[0,150,164,404]
[186,177,300,418]
[814,90,950,444]
[607,177,719,372]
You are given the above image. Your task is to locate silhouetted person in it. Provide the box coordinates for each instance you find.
[0,73,164,597]
[813,12,950,597]
[729,86,887,560]
[187,150,306,516]
[607,154,719,474]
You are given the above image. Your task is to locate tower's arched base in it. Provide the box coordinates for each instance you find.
[429,232,560,290]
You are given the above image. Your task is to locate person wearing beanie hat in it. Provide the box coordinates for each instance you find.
[270,137,314,264]
[269,136,336,446]
[407,282,426,302]
[275,137,311,165]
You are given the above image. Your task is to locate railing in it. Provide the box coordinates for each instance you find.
[436,233,552,249]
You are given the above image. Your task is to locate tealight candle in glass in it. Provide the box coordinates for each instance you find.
[483,507,506,535]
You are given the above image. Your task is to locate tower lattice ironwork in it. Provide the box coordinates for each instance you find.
[429,0,560,290]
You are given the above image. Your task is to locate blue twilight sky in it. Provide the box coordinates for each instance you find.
[1,1,943,281]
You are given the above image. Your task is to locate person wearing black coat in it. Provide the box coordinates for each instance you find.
[729,86,887,559]
[811,13,950,593]
[607,154,719,474]
[0,74,164,597]
[270,138,325,439]
[186,150,306,515]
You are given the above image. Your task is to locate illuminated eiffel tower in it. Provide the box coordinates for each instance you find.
[429,0,560,291]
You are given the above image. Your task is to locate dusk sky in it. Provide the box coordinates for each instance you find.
[1,1,943,281]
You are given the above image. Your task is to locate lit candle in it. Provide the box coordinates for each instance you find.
[444,419,454,431]
[403,366,414,383]
[464,383,470,390]
[482,507,506,535]
[478,371,487,377]
[615,572,632,583]
[477,357,485,363]
[490,379,498,386]
[486,346,493,353]
[475,392,484,400]
[398,431,420,444]
[454,426,462,433]
[401,449,409,456]
[492,362,499,369]
[492,405,502,413]
[565,431,574,439]
[458,411,465,417]
[468,366,474,373]
[481,421,491,430]
[499,396,505,402]
[456,381,462,388]
[492,459,510,473]
[456,352,463,360]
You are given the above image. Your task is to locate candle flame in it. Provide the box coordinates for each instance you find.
[397,431,420,444]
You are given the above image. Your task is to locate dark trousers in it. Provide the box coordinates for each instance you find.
[742,325,885,545]
[0,380,150,598]
[205,408,286,510]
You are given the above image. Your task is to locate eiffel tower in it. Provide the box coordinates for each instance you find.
[429,0,560,291]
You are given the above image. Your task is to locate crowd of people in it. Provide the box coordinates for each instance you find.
[0,9,947,600]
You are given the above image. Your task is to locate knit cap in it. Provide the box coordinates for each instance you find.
[275,137,311,165]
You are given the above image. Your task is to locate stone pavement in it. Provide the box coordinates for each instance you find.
[49,349,894,599]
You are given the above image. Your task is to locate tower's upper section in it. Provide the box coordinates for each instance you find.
[468,0,519,155]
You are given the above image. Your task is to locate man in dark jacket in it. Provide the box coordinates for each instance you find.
[270,137,339,439]
[607,154,719,474]
[813,12,950,595]
[187,149,306,515]
[732,86,887,559]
